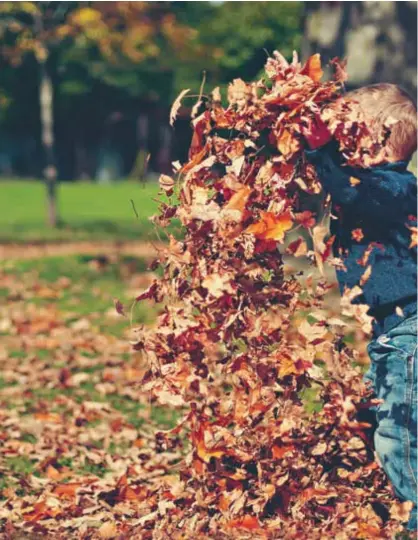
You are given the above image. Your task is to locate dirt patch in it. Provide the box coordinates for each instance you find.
[0,241,165,260]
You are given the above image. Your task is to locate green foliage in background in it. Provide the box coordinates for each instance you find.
[0,1,302,114]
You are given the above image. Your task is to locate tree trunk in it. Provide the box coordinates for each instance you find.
[303,1,417,96]
[39,59,58,227]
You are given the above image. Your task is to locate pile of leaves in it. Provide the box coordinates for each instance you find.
[128,52,413,538]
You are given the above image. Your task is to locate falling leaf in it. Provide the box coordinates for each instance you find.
[169,88,190,126]
[224,185,252,214]
[192,425,226,463]
[330,57,348,82]
[277,129,300,158]
[389,500,413,522]
[360,265,372,286]
[114,299,126,317]
[407,224,417,248]
[227,78,252,107]
[99,521,118,539]
[351,228,364,242]
[349,176,361,186]
[202,273,234,298]
[298,320,328,343]
[245,211,293,243]
[301,53,323,82]
[286,238,308,257]
[295,211,316,229]
[159,174,175,193]
[212,86,222,102]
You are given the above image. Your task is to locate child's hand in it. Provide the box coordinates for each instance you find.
[302,114,332,150]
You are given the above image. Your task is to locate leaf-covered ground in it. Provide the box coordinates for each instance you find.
[0,255,183,538]
[0,254,411,539]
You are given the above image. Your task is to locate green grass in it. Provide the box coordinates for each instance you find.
[0,179,171,243]
[1,254,158,335]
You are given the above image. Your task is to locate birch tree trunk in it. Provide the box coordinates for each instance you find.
[39,59,58,227]
[303,1,417,96]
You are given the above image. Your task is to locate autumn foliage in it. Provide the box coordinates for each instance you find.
[129,52,412,538]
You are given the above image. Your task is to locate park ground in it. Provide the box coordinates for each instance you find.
[0,252,189,536]
[0,180,183,535]
[0,179,405,537]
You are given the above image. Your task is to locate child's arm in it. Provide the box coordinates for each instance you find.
[305,143,417,223]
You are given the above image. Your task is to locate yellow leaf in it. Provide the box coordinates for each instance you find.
[71,7,102,25]
[407,225,417,248]
[349,176,361,186]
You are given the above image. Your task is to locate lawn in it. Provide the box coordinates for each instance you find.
[0,180,165,243]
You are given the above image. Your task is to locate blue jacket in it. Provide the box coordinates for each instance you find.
[306,142,417,338]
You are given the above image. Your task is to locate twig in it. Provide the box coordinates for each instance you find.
[130,199,139,220]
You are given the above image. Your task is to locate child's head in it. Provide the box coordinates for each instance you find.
[344,83,417,163]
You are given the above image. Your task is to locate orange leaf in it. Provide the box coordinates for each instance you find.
[53,482,82,499]
[272,444,295,459]
[46,465,70,481]
[224,185,252,213]
[300,487,330,504]
[226,515,261,530]
[119,485,148,501]
[218,493,231,512]
[180,145,207,174]
[356,522,382,538]
[245,211,293,243]
[24,501,60,522]
[301,54,323,82]
[192,423,226,463]
[34,412,62,423]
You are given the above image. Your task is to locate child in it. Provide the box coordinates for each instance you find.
[303,83,417,531]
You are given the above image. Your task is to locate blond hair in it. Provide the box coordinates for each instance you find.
[345,83,417,162]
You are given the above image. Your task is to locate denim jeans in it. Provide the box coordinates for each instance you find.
[365,313,417,531]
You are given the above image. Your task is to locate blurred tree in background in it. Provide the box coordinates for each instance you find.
[0,1,214,224]
[0,1,415,229]
[303,1,417,96]
[0,1,80,226]
[0,1,302,194]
